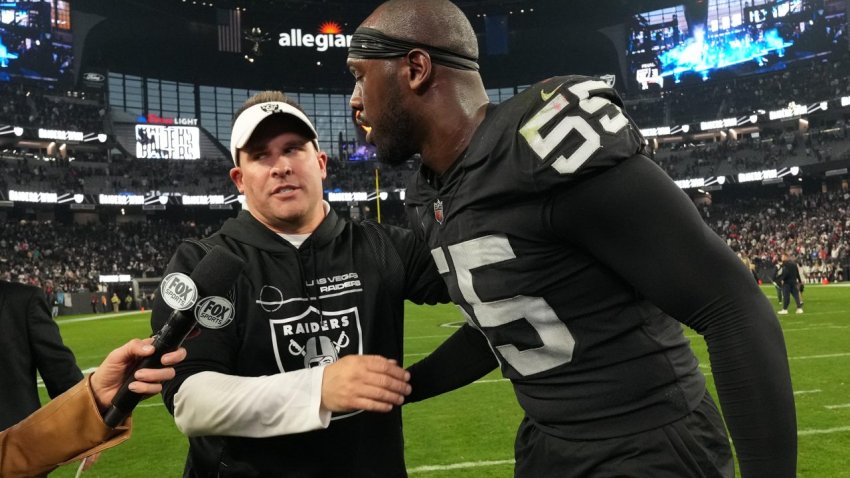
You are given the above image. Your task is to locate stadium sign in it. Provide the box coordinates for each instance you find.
[99,274,132,283]
[641,126,671,137]
[640,124,690,138]
[137,113,198,126]
[99,194,144,205]
[327,191,389,202]
[769,103,808,121]
[700,118,738,131]
[38,128,84,141]
[135,124,201,160]
[9,190,57,203]
[738,169,778,183]
[278,22,351,52]
[182,195,226,205]
[83,72,105,83]
[674,176,726,190]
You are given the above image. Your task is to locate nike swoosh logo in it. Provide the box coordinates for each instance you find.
[540,82,565,101]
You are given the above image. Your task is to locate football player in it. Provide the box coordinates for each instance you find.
[347,1,796,477]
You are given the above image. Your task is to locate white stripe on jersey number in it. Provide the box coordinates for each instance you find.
[519,79,628,175]
[432,235,574,376]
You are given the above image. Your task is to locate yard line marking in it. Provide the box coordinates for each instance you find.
[138,402,166,408]
[409,459,514,473]
[405,335,452,341]
[794,389,822,395]
[38,368,98,388]
[799,426,850,436]
[695,351,850,365]
[684,322,847,338]
[404,352,430,358]
[474,378,510,384]
[791,352,850,360]
[57,311,148,324]
[783,325,849,332]
[825,404,850,410]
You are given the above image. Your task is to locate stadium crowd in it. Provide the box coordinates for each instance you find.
[0,82,105,133]
[0,220,218,293]
[650,120,850,178]
[1,150,416,195]
[703,190,850,284]
[2,186,848,295]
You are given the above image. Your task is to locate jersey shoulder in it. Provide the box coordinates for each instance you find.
[493,75,646,188]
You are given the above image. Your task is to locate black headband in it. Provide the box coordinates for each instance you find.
[348,27,479,71]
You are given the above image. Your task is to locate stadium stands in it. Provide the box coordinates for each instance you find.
[2,3,850,302]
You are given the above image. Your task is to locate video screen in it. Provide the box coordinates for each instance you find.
[626,0,846,91]
[0,0,73,84]
[135,124,201,160]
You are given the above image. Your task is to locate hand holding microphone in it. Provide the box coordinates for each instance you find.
[103,246,245,427]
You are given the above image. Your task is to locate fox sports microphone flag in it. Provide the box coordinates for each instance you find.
[103,246,245,427]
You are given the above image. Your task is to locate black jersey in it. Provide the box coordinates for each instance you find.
[406,76,796,476]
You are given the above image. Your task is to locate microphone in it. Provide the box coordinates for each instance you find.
[103,246,245,427]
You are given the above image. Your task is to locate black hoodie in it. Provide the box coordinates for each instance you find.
[153,209,449,478]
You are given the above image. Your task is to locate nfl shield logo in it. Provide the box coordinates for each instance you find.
[433,199,444,224]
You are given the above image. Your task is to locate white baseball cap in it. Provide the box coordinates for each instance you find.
[229,101,319,165]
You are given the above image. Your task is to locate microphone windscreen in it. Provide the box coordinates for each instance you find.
[189,246,246,296]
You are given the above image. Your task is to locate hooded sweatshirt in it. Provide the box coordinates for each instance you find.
[153,209,449,478]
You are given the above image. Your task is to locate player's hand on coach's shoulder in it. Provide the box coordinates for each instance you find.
[320,355,411,413]
[91,337,188,413]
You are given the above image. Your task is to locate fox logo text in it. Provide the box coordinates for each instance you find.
[160,273,197,310]
[195,296,235,329]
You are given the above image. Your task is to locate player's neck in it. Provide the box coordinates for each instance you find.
[422,102,489,175]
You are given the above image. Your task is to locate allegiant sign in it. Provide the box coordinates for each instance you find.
[278,22,351,52]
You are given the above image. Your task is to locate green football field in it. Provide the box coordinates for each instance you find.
[42,285,849,477]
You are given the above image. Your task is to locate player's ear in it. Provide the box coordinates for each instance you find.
[405,48,432,92]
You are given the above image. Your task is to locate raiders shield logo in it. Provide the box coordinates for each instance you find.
[260,103,283,113]
[270,306,362,373]
[434,199,444,224]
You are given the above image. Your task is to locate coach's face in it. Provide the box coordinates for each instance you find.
[230,116,327,234]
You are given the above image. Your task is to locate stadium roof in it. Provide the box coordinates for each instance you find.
[71,0,682,92]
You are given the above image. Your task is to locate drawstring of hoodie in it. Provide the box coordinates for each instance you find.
[294,242,325,333]
[309,244,326,325]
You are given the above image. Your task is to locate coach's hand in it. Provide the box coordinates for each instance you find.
[321,355,411,413]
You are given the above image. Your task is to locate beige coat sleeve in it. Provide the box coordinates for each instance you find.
[0,374,131,478]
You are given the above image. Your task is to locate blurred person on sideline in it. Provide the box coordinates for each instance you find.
[346,1,796,476]
[0,338,187,477]
[777,252,804,314]
[153,91,449,477]
[110,292,120,312]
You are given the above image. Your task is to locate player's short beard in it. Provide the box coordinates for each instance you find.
[373,81,418,166]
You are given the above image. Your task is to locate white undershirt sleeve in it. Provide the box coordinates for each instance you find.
[173,368,332,438]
